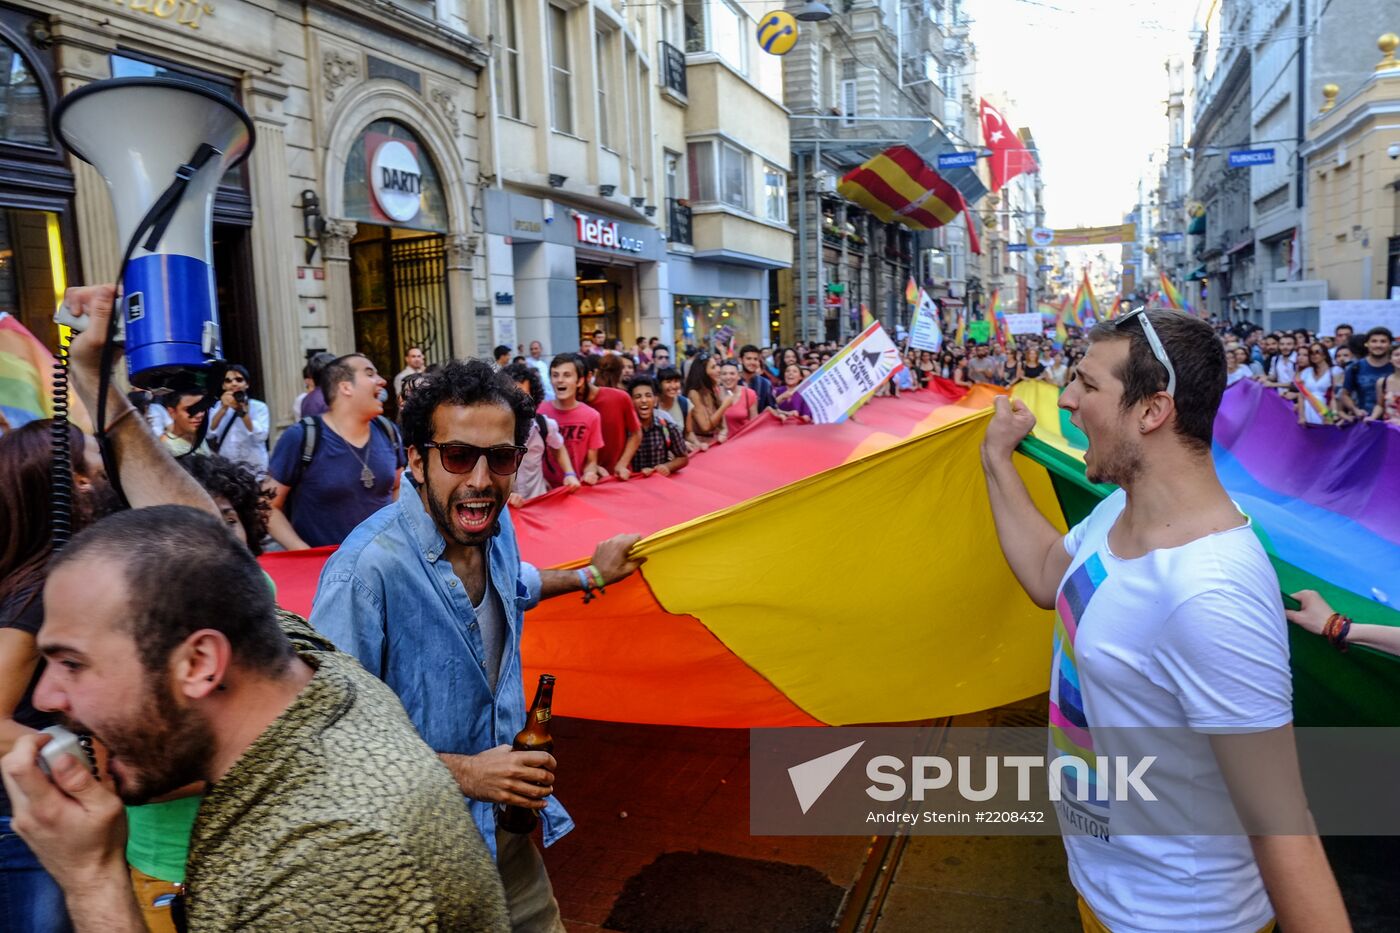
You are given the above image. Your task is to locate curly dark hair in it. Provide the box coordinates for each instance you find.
[400,359,534,450]
[504,362,544,406]
[179,454,273,556]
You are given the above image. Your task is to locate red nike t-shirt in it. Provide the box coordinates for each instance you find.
[582,386,642,473]
[538,400,604,487]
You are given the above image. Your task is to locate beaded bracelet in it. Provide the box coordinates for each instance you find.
[1322,612,1353,652]
[577,568,595,604]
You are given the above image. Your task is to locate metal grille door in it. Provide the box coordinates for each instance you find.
[391,235,452,361]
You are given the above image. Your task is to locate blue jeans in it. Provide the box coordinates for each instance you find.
[0,816,73,933]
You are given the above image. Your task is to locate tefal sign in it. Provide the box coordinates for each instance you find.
[574,212,644,253]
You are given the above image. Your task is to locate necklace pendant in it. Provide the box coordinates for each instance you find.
[360,464,375,489]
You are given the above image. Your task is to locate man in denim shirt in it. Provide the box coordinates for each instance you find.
[311,360,640,932]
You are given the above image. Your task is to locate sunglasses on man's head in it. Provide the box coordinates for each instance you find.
[1114,307,1177,397]
[421,442,526,476]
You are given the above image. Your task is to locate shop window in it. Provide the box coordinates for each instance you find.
[343,120,449,232]
[673,294,758,353]
[0,40,48,146]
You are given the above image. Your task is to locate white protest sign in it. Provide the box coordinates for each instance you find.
[909,289,944,352]
[1004,311,1042,335]
[795,323,905,424]
[1319,300,1400,335]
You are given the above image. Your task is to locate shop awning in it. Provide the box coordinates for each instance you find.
[1227,238,1254,256]
[1185,264,1207,281]
[1187,214,1207,235]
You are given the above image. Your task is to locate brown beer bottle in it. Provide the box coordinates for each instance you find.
[498,674,555,834]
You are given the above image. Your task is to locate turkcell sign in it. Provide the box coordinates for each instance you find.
[937,151,979,170]
[1007,243,1029,253]
[575,212,644,253]
[1228,148,1276,168]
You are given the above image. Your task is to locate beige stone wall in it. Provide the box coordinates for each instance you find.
[37,0,485,427]
[1304,73,1400,300]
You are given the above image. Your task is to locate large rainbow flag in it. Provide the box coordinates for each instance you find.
[263,380,1399,728]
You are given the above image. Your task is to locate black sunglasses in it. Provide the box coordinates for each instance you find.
[421,442,526,475]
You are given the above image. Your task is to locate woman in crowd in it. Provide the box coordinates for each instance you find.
[1021,346,1050,383]
[1296,342,1340,426]
[1225,346,1252,388]
[718,360,759,436]
[683,351,735,449]
[774,362,813,422]
[1046,349,1069,387]
[0,421,112,932]
[1003,348,1023,386]
[620,354,636,382]
[932,350,954,380]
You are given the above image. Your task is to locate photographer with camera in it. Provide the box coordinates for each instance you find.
[207,364,269,477]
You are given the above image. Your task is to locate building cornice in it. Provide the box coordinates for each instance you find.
[1302,99,1400,157]
[310,0,486,70]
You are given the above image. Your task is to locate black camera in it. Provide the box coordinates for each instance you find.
[232,390,247,405]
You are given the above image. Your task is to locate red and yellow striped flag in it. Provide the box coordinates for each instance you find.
[838,146,967,231]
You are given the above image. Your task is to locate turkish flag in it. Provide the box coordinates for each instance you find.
[979,98,1038,192]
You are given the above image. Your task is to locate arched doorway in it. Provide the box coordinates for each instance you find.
[342,120,453,383]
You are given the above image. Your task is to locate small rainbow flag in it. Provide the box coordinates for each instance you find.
[1293,375,1334,422]
[1158,270,1192,314]
[989,290,1012,348]
[861,303,876,329]
[904,277,919,306]
[0,313,62,430]
[954,305,966,345]
[1066,273,1097,327]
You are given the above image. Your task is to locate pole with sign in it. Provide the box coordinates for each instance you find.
[936,151,979,170]
[1228,148,1276,167]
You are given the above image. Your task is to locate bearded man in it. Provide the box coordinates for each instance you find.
[311,359,640,933]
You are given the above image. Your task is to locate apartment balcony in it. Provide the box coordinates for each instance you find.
[668,198,693,246]
[659,40,687,102]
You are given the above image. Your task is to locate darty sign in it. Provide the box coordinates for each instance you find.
[574,212,644,253]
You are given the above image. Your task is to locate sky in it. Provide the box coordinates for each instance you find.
[968,0,1203,227]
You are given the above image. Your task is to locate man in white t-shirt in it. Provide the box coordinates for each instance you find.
[980,309,1347,933]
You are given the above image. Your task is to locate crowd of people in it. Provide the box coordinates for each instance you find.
[0,285,1396,932]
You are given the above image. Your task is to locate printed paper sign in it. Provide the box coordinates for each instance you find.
[908,290,944,352]
[796,323,905,424]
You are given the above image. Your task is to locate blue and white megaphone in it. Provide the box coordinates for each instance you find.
[53,77,255,388]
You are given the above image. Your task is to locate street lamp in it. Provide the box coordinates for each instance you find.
[796,1,833,21]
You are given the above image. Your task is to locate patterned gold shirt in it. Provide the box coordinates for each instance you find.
[182,612,510,931]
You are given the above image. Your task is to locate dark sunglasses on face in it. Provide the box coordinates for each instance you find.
[421,441,526,475]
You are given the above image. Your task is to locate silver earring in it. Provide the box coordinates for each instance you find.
[1139,424,1147,433]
